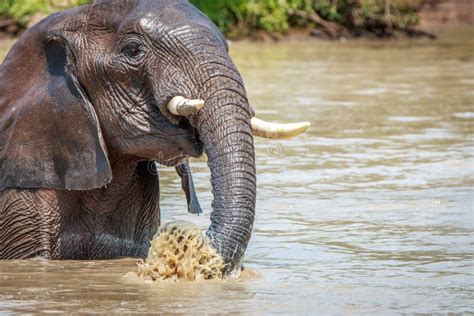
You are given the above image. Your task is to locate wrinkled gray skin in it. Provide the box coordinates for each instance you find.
[0,0,256,274]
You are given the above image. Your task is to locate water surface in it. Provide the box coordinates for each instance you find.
[1,27,473,314]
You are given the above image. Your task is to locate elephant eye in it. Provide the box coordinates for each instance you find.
[122,43,144,59]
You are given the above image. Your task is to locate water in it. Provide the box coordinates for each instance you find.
[1,27,473,314]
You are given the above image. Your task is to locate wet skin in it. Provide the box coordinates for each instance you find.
[0,0,256,273]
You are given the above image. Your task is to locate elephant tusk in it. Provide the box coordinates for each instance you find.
[251,117,311,139]
[167,96,205,116]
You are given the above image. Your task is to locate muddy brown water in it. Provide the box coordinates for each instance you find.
[1,27,473,314]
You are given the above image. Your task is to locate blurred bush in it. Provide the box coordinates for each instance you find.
[0,0,426,38]
[190,0,424,38]
[0,0,90,24]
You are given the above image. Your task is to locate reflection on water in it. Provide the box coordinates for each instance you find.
[1,27,473,314]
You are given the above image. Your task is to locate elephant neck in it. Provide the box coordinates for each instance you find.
[79,156,158,215]
[54,156,160,259]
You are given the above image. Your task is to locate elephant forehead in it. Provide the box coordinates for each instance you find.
[131,0,201,24]
[128,0,227,49]
[138,16,155,32]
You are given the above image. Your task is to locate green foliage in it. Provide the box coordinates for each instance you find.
[314,1,343,23]
[0,0,91,25]
[189,0,247,33]
[190,0,422,36]
[390,0,421,27]
[1,0,422,37]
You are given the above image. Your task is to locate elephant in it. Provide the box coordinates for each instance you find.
[0,0,309,274]
[176,161,203,215]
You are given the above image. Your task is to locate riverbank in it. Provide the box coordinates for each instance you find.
[2,0,472,42]
[419,0,473,27]
[0,1,472,45]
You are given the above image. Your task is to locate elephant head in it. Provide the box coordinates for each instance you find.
[0,0,309,273]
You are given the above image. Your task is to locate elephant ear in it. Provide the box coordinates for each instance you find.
[0,21,112,191]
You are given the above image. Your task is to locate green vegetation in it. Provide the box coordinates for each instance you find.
[0,0,90,24]
[188,0,425,38]
[0,0,431,39]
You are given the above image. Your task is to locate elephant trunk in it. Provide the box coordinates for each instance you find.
[193,59,256,274]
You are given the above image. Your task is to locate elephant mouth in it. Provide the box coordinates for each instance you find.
[178,122,204,158]
[160,154,188,167]
[159,136,203,167]
[156,115,204,166]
